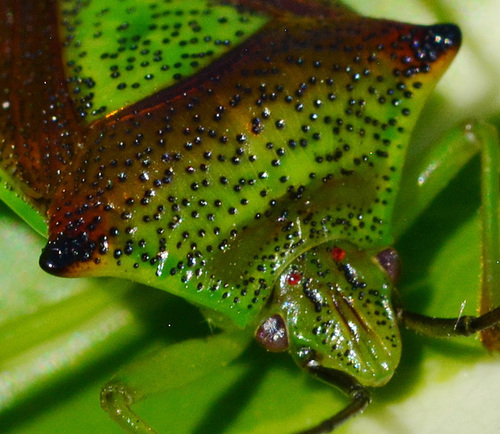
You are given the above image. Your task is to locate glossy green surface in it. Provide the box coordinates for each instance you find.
[60,0,269,118]
[39,1,456,331]
[273,241,401,387]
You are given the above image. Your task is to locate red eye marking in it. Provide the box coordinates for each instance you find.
[331,247,346,262]
[287,272,302,285]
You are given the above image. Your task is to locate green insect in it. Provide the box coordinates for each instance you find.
[0,0,499,433]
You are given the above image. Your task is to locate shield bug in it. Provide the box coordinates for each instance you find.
[0,0,499,433]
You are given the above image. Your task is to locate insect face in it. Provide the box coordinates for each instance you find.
[257,241,401,388]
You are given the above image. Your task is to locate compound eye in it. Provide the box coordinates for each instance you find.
[255,314,289,353]
[376,248,401,283]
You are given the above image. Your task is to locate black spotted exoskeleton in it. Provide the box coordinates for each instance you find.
[0,1,499,432]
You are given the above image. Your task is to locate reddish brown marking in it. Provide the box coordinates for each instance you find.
[287,272,302,285]
[331,247,346,262]
[233,0,357,19]
[0,0,83,207]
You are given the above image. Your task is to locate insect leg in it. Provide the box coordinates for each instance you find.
[477,123,500,349]
[399,306,500,338]
[297,365,370,434]
[394,121,500,350]
[100,330,251,433]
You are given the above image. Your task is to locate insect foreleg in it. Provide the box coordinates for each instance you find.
[101,330,251,433]
[394,121,500,350]
[296,365,371,434]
